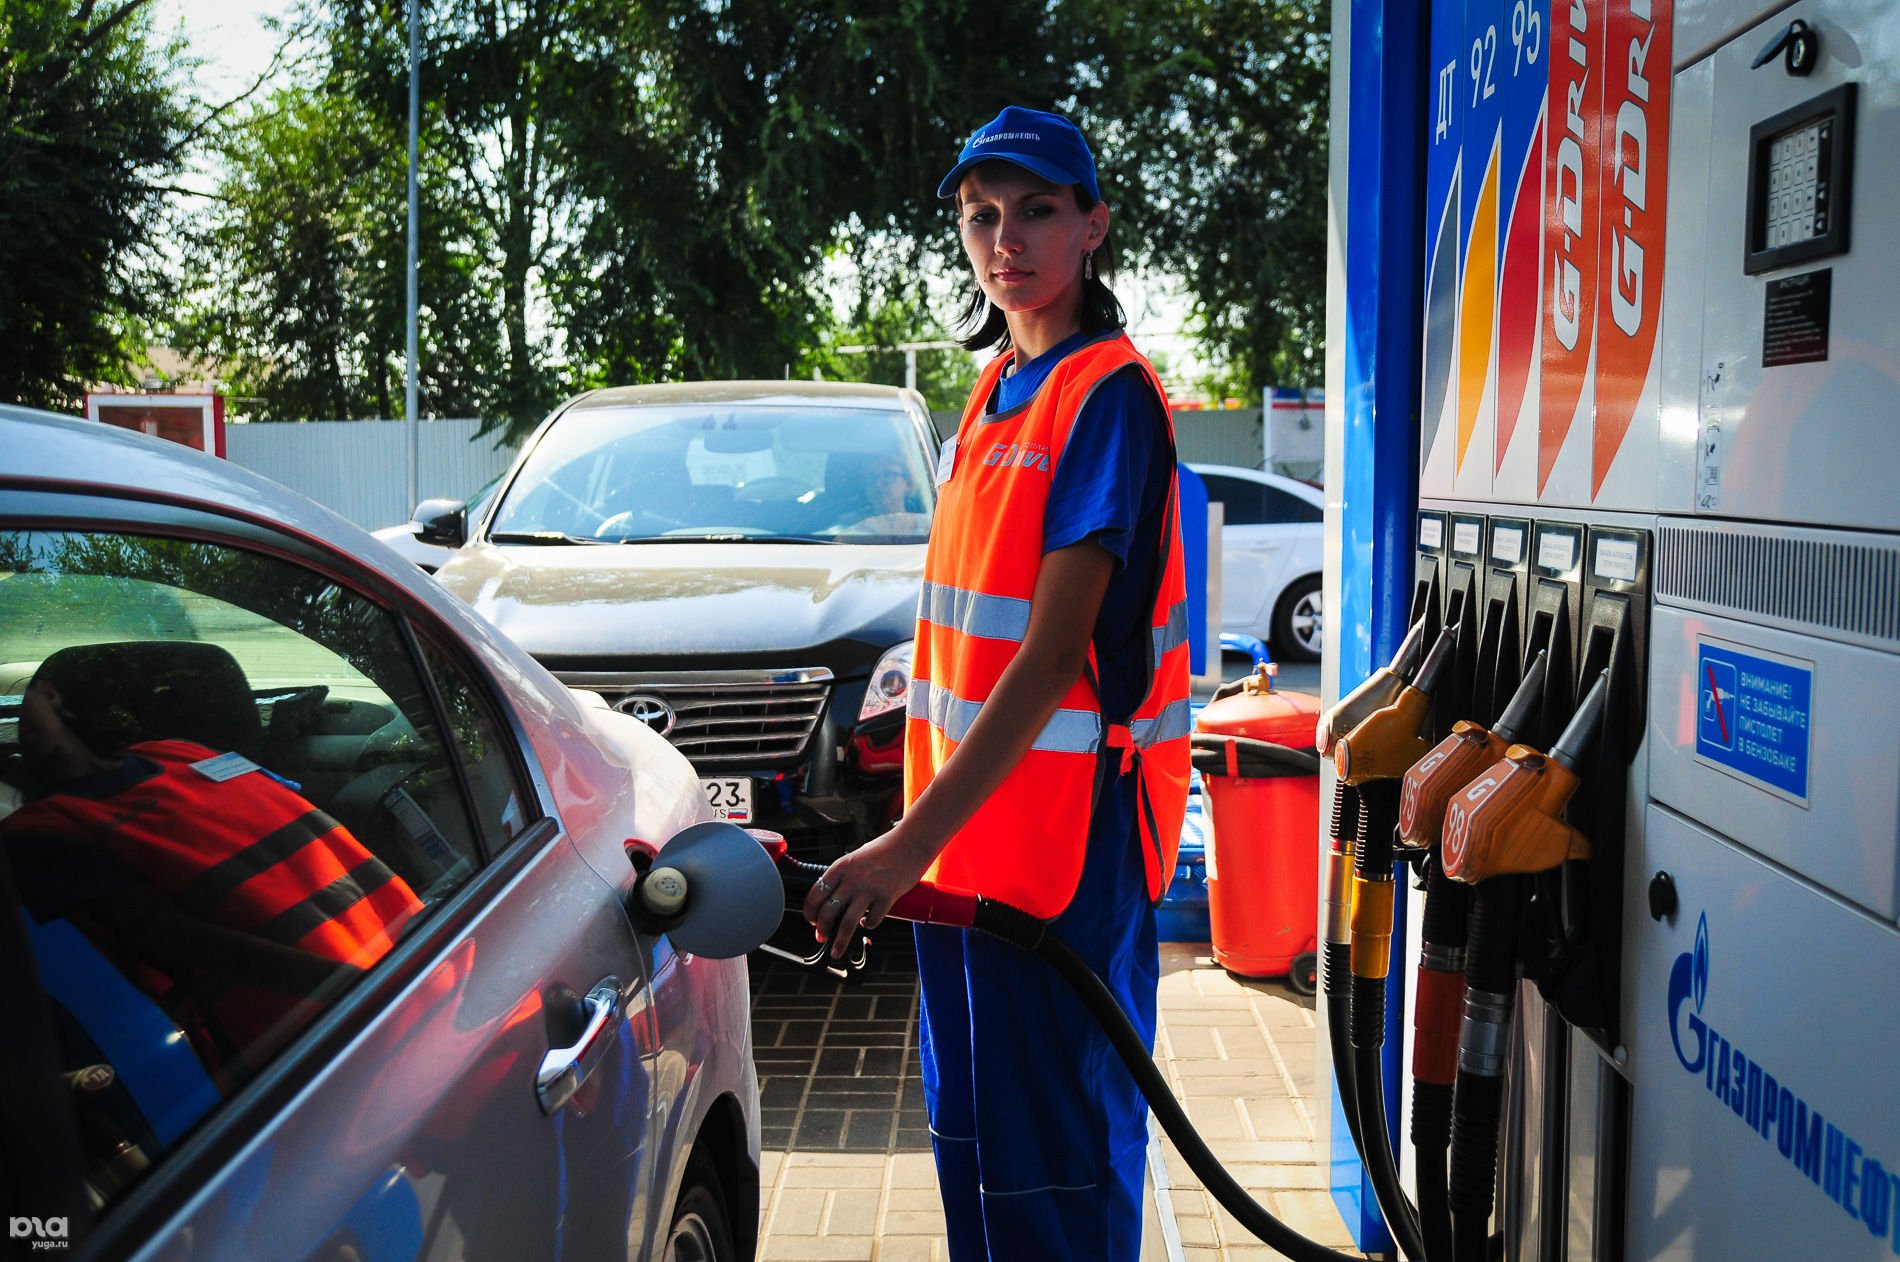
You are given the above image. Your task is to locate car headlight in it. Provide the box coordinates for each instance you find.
[858,641,914,722]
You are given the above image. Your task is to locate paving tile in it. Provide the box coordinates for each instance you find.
[1242,1094,1311,1140]
[761,1078,808,1109]
[760,1239,879,1260]
[826,1189,882,1235]
[879,1210,950,1236]
[785,1152,891,1169]
[887,1153,939,1188]
[792,1110,846,1149]
[780,1164,889,1189]
[872,1240,943,1261]
[884,1188,943,1213]
[844,1111,895,1150]
[817,1048,864,1076]
[769,1188,827,1235]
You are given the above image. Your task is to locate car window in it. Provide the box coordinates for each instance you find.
[1199,474,1268,526]
[415,636,536,847]
[490,403,936,543]
[0,529,499,1214]
[1264,486,1323,524]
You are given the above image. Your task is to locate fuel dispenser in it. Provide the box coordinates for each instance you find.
[1328,0,1900,1258]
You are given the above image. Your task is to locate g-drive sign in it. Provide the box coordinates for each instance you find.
[1695,641,1813,803]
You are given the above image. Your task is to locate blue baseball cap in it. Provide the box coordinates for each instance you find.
[936,106,1100,202]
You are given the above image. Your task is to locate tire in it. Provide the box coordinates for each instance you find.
[1288,951,1319,996]
[663,1149,736,1262]
[1271,576,1323,662]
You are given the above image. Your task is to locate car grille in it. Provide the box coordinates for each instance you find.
[553,668,834,767]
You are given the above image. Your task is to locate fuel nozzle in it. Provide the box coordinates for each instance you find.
[1397,651,1549,848]
[1316,618,1428,755]
[1440,669,1611,884]
[1332,625,1459,786]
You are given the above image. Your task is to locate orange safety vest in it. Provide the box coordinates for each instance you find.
[906,333,1192,919]
[7,739,421,969]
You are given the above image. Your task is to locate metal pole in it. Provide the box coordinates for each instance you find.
[905,348,917,394]
[404,0,420,512]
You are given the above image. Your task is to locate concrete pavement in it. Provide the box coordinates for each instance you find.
[749,937,1366,1260]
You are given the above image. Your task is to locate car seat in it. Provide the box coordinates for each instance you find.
[33,641,265,765]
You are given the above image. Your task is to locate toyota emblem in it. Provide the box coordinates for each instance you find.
[616,694,676,736]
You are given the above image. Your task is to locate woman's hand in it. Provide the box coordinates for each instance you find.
[804,823,939,959]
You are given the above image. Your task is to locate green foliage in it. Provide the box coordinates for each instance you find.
[169,0,1326,435]
[1087,0,1330,390]
[0,0,198,410]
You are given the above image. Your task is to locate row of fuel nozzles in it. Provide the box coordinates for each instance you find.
[1319,621,1610,883]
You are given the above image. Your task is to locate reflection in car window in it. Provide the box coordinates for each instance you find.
[1264,486,1322,524]
[1200,475,1268,526]
[0,530,486,1214]
[490,404,936,543]
[415,637,537,847]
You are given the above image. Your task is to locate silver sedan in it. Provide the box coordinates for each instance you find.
[0,405,775,1261]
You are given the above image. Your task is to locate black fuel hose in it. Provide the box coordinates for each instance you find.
[774,855,1374,1260]
[1324,783,1368,1162]
[1412,858,1470,1262]
[1349,782,1428,1262]
[1448,878,1522,1262]
[967,898,1370,1262]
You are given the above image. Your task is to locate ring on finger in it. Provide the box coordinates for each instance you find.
[827,896,844,910]
[814,878,833,895]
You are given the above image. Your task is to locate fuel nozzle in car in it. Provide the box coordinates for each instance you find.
[1441,670,1609,886]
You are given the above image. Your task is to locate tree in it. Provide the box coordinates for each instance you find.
[185,84,503,421]
[0,0,198,409]
[1089,0,1330,390]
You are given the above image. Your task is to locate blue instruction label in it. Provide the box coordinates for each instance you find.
[1695,642,1812,802]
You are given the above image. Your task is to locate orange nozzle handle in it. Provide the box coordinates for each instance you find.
[1398,720,1506,847]
[1440,746,1592,883]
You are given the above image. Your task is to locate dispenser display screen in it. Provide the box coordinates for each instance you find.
[1745,85,1855,275]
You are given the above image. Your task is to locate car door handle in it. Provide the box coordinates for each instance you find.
[536,978,621,1114]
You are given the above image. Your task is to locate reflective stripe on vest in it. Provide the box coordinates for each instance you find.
[8,739,422,969]
[906,333,1192,919]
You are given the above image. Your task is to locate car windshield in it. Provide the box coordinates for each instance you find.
[489,402,936,544]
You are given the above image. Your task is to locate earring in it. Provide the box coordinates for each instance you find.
[1084,251,1094,281]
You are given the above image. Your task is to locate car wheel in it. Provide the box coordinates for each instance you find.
[1272,576,1323,662]
[664,1150,735,1262]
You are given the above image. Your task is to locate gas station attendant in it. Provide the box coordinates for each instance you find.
[803,106,1192,1261]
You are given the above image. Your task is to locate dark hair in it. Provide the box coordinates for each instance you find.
[954,185,1127,353]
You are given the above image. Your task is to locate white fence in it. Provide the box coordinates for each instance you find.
[224,419,517,530]
[225,392,1323,531]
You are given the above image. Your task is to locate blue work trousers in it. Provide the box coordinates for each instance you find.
[914,773,1159,1262]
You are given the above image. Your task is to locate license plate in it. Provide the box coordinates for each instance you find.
[701,776,753,823]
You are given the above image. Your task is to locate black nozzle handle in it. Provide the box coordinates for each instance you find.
[1550,668,1611,772]
[1411,624,1461,699]
[1492,649,1549,747]
[1390,617,1430,680]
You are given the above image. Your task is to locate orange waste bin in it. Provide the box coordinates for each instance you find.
[1190,666,1323,991]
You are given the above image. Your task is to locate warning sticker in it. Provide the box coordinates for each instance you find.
[1695,641,1813,804]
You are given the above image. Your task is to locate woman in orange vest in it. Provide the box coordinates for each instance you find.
[804,106,1191,1261]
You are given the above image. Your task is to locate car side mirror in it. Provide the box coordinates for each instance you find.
[412,498,467,547]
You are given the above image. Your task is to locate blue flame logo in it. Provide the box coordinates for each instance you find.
[1692,912,1710,1013]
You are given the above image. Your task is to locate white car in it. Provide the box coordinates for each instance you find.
[0,406,777,1261]
[1188,463,1325,661]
